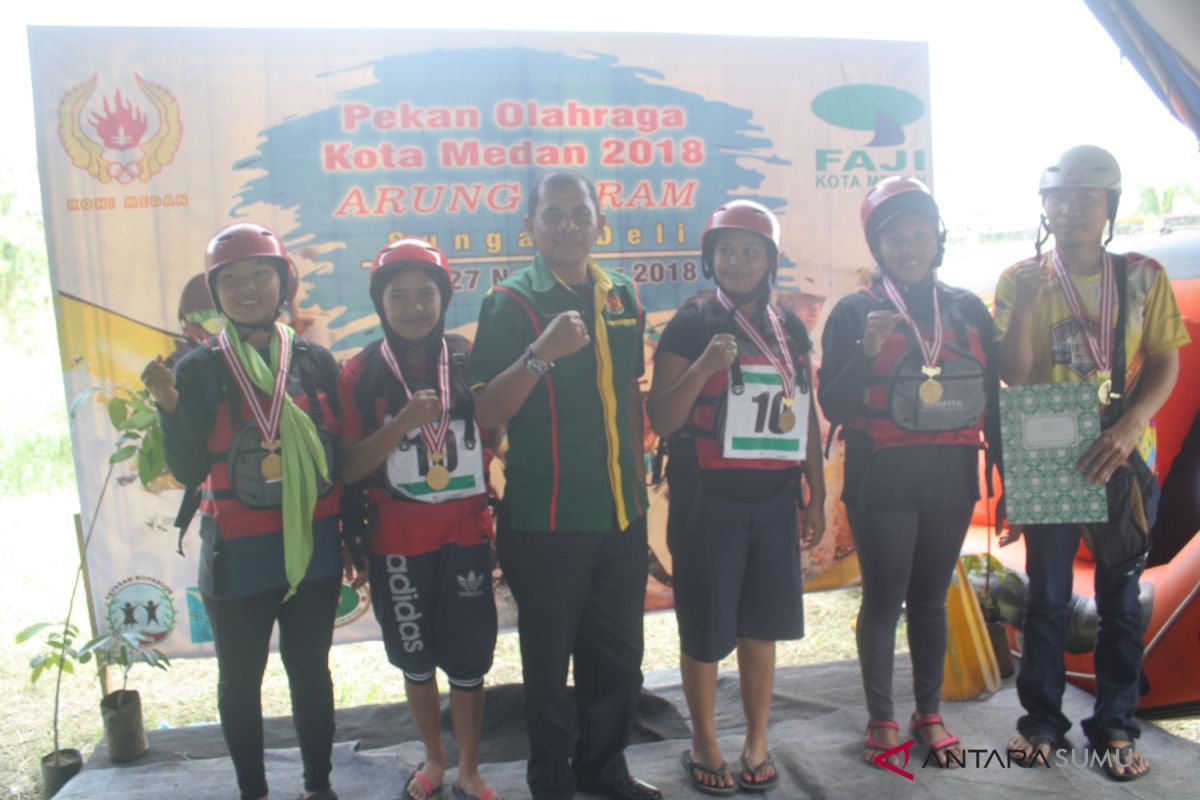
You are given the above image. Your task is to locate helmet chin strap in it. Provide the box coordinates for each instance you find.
[1034,214,1115,257]
[1035,214,1052,258]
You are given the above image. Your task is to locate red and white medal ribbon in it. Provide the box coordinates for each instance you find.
[714,289,796,403]
[217,322,292,446]
[1051,250,1115,377]
[881,275,944,370]
[381,337,452,457]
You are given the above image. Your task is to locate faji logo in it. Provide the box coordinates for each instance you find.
[810,84,927,189]
[57,74,183,185]
[875,739,916,781]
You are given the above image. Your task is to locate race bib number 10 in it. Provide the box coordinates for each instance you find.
[721,364,809,461]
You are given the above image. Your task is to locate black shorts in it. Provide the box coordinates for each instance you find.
[368,542,497,688]
[667,480,804,663]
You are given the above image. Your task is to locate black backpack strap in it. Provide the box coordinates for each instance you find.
[452,350,477,449]
[173,483,203,555]
[291,340,326,428]
[651,437,667,486]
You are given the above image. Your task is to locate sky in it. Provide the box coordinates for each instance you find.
[2,0,1198,233]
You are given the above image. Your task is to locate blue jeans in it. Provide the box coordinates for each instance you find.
[1016,523,1146,745]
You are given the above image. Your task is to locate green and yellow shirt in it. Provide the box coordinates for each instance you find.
[469,254,648,532]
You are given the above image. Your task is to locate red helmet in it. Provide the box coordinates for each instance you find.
[860,177,944,268]
[370,238,452,313]
[700,200,781,278]
[204,223,292,312]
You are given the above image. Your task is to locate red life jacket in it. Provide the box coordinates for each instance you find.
[682,301,813,472]
[340,345,493,558]
[843,287,987,450]
[199,342,342,542]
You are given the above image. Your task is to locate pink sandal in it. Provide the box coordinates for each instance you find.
[864,719,901,768]
[910,714,962,768]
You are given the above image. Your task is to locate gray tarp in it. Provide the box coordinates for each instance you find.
[60,660,1198,799]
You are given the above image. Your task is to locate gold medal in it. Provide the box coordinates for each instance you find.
[919,364,944,405]
[919,378,944,405]
[260,440,283,481]
[426,463,451,491]
[1098,378,1113,405]
[778,408,796,433]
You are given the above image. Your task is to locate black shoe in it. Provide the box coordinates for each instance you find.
[578,771,663,800]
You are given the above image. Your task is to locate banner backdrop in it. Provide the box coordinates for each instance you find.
[29,27,932,657]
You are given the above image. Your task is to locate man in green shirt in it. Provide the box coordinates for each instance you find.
[469,171,657,800]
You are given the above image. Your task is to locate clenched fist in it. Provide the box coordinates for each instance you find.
[141,356,179,414]
[696,333,738,377]
[1011,258,1053,308]
[396,389,442,431]
[533,311,590,362]
[861,311,903,357]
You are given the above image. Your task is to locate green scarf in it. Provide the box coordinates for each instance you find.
[224,323,328,600]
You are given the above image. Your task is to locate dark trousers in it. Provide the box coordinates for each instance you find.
[497,515,648,800]
[1017,523,1145,745]
[203,576,340,800]
[847,504,974,721]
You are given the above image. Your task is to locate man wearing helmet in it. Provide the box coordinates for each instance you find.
[142,223,347,800]
[648,199,825,794]
[819,178,998,772]
[994,146,1189,781]
[468,171,658,800]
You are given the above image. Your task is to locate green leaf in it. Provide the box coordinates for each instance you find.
[15,622,52,643]
[137,447,162,485]
[60,658,74,675]
[127,408,156,430]
[79,635,108,656]
[107,397,129,429]
[69,387,103,418]
[31,659,48,683]
[110,445,137,464]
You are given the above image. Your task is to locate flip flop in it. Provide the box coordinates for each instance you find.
[1099,742,1150,782]
[403,763,442,800]
[910,714,963,768]
[737,752,778,793]
[680,750,738,797]
[1009,733,1056,769]
[451,784,502,800]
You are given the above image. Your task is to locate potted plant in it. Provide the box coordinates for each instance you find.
[81,630,170,762]
[13,385,166,796]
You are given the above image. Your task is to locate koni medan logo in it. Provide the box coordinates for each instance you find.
[58,74,183,184]
[810,83,927,190]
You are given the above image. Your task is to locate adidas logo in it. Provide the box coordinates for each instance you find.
[456,570,485,598]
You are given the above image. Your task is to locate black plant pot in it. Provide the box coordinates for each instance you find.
[986,617,1016,678]
[101,689,149,762]
[40,748,82,798]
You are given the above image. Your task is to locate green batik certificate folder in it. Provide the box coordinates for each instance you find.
[999,383,1108,525]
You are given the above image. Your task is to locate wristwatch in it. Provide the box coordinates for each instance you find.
[523,346,553,376]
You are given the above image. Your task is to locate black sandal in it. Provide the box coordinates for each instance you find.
[737,752,778,793]
[680,750,738,797]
